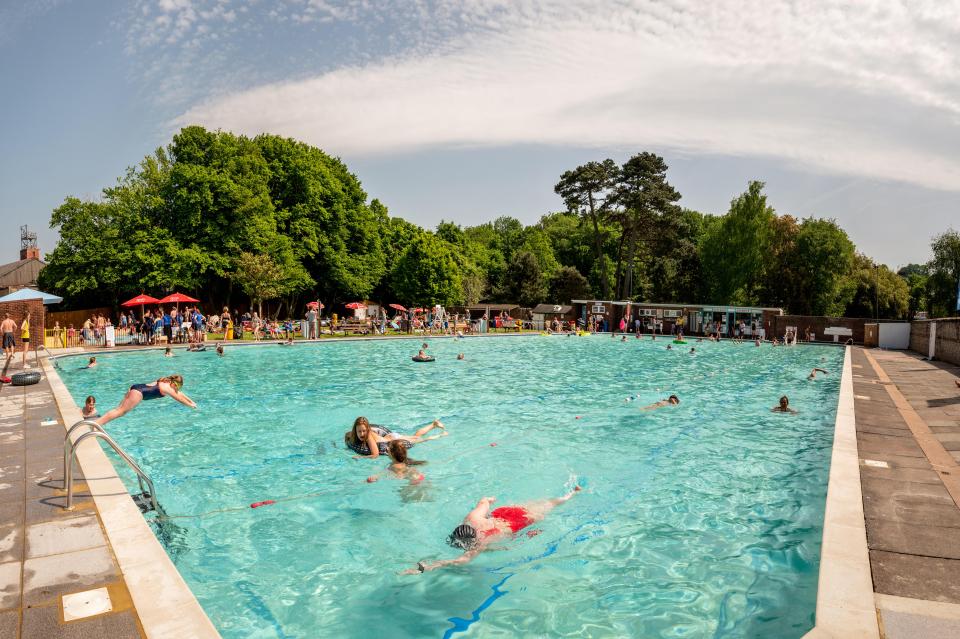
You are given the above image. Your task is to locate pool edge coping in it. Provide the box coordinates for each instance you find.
[801,345,880,639]
[41,356,222,639]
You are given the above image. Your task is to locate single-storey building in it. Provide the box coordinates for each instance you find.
[571,300,783,336]
[530,304,576,330]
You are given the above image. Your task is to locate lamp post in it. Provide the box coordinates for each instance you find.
[874,263,880,321]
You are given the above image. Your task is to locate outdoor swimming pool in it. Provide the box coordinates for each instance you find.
[57,335,844,638]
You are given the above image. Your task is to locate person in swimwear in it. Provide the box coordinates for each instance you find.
[366,440,427,484]
[642,395,679,410]
[405,486,582,573]
[216,343,224,356]
[95,375,197,426]
[86,357,97,368]
[82,396,98,419]
[808,367,828,380]
[457,353,465,360]
[772,395,797,413]
[345,416,447,459]
[164,347,174,357]
[413,349,433,361]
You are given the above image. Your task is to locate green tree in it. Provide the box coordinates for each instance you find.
[549,266,591,303]
[554,159,619,298]
[501,250,547,307]
[926,229,960,317]
[607,152,681,300]
[789,218,856,315]
[699,181,775,305]
[842,254,910,319]
[231,251,300,317]
[389,232,462,307]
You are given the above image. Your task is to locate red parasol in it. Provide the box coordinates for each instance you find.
[121,294,160,307]
[412,307,425,313]
[158,292,200,304]
[307,301,324,309]
[388,303,407,311]
[344,302,366,310]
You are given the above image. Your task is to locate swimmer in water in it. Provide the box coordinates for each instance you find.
[642,395,679,410]
[755,339,761,347]
[666,344,672,350]
[86,357,97,369]
[81,395,98,419]
[621,336,627,342]
[216,343,224,356]
[94,375,197,426]
[345,416,448,459]
[457,353,465,360]
[164,347,173,357]
[772,395,797,413]
[689,347,695,354]
[403,485,582,573]
[413,349,434,361]
[808,367,828,380]
[367,440,427,484]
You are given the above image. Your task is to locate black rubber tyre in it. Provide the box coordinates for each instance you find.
[10,371,41,386]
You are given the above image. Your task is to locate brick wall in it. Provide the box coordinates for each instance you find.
[911,318,960,365]
[0,299,46,352]
[771,315,871,343]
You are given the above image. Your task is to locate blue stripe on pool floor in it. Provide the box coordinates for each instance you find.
[443,573,514,638]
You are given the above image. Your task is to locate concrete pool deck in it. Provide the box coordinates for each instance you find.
[4,340,959,638]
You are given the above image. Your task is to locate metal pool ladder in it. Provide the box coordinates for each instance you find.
[63,419,159,513]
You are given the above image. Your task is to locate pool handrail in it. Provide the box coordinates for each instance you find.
[64,424,158,513]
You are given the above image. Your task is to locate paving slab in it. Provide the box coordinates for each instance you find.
[0,609,19,637]
[26,514,107,558]
[0,559,21,610]
[22,605,140,639]
[870,551,960,603]
[22,545,117,606]
[0,522,22,564]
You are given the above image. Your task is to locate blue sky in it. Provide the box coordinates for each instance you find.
[1,0,958,270]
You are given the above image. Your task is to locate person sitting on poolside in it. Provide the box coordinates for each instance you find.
[86,357,97,369]
[95,375,197,426]
[81,395,98,419]
[772,395,797,413]
[404,486,582,573]
[808,367,828,380]
[642,395,679,410]
[164,347,173,358]
[367,440,428,484]
[345,416,448,459]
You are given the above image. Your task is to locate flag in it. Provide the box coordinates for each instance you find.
[956,278,960,311]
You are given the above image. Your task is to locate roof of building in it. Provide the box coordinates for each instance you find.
[571,299,783,312]
[0,258,45,290]
[531,304,573,314]
[464,303,521,311]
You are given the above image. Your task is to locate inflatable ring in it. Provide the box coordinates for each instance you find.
[11,371,41,386]
[672,340,687,344]
[412,356,435,362]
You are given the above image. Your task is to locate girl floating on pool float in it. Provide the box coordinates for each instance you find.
[412,349,435,362]
[94,375,197,426]
[404,486,581,573]
[345,416,447,459]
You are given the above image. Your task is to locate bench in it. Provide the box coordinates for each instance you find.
[823,326,853,343]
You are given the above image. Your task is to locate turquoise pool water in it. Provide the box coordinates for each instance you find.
[57,335,844,638]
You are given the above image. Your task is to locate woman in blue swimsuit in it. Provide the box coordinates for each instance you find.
[95,375,197,426]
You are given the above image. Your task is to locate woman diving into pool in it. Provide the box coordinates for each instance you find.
[95,375,197,426]
[403,485,581,573]
[345,416,447,459]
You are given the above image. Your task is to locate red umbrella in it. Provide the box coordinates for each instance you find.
[345,302,366,310]
[307,301,324,309]
[121,294,160,307]
[388,303,407,311]
[158,292,200,304]
[412,307,425,313]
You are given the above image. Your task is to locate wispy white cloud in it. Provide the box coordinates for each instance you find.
[173,0,960,191]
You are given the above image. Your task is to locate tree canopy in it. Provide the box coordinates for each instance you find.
[40,127,941,319]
